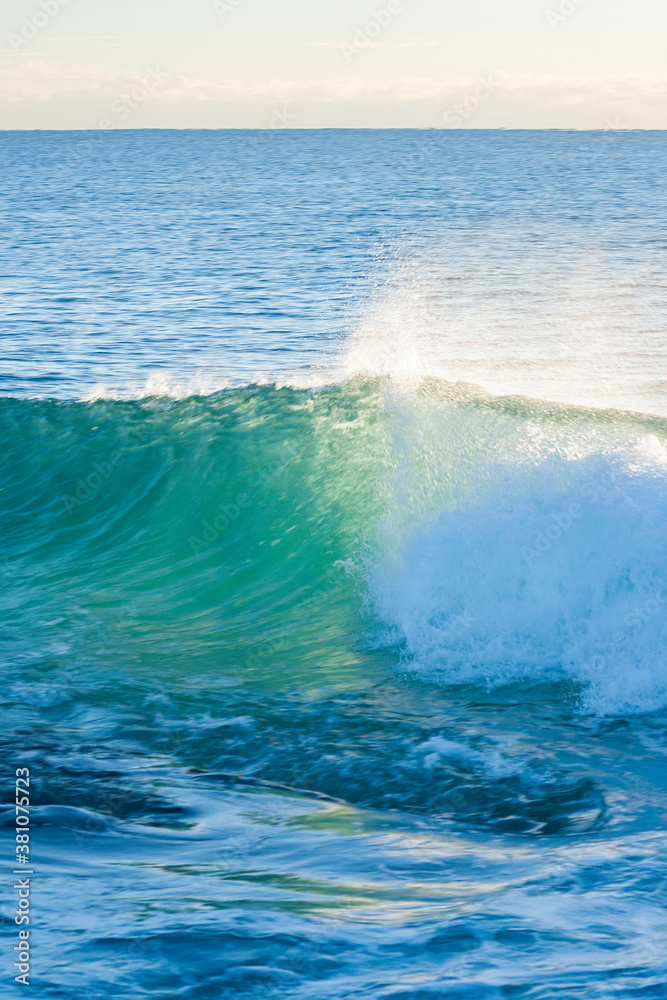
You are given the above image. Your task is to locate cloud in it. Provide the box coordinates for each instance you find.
[299,38,439,50]
[41,36,120,42]
[3,62,667,102]
[1,62,666,127]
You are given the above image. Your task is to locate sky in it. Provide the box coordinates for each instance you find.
[1,0,666,129]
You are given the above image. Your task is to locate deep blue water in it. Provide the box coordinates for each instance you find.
[1,130,667,998]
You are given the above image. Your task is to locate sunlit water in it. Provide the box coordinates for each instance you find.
[1,130,667,999]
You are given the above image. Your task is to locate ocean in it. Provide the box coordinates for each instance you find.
[2,129,667,998]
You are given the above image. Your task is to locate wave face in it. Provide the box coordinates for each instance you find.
[4,380,667,716]
[0,383,384,681]
[5,377,667,999]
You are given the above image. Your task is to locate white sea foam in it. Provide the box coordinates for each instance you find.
[366,383,667,716]
[340,239,667,416]
[83,371,235,402]
[414,735,525,778]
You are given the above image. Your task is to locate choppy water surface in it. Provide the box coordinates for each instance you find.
[1,131,667,998]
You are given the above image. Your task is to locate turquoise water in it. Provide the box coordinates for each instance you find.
[2,131,667,998]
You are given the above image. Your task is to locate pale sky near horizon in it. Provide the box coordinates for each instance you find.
[1,0,666,129]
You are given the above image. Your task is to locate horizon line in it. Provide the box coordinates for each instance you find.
[0,126,661,133]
